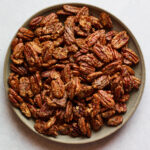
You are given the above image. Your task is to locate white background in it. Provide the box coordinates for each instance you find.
[0,0,150,150]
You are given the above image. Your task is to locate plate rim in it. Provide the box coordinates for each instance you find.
[3,2,146,144]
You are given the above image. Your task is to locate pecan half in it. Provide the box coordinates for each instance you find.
[29,16,43,29]
[94,90,115,108]
[64,16,75,45]
[20,103,31,118]
[107,115,123,126]
[51,78,65,99]
[63,5,81,14]
[111,31,129,49]
[17,27,34,41]
[92,75,110,89]
[115,103,127,113]
[100,12,112,28]
[122,48,139,64]
[102,110,116,118]
[19,77,33,97]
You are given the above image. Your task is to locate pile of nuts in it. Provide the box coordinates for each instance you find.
[8,5,141,137]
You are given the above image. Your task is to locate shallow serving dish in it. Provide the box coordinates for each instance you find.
[4,3,145,144]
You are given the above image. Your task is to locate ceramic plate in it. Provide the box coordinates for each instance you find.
[4,3,145,144]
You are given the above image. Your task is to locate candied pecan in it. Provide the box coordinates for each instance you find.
[10,64,27,75]
[70,122,81,137]
[131,75,141,89]
[24,42,41,66]
[123,58,133,66]
[107,115,123,126]
[20,102,31,118]
[89,16,103,29]
[87,71,103,81]
[86,30,102,47]
[78,117,87,135]
[76,38,89,53]
[92,75,110,89]
[89,98,101,118]
[93,42,113,63]
[34,27,43,36]
[53,37,64,47]
[98,30,106,45]
[41,69,60,79]
[27,104,37,118]
[63,5,81,14]
[111,31,129,49]
[61,64,72,83]
[91,114,103,131]
[42,22,64,40]
[79,16,91,32]
[40,13,58,26]
[77,84,93,99]
[34,94,42,108]
[79,62,95,75]
[51,78,65,98]
[9,88,23,103]
[67,44,78,53]
[19,77,33,97]
[49,64,65,70]
[66,77,81,100]
[44,116,56,130]
[102,60,122,75]
[45,97,57,108]
[76,6,89,21]
[36,103,53,119]
[11,43,24,65]
[64,16,75,45]
[42,59,57,67]
[99,12,112,28]
[121,65,135,76]
[106,30,118,41]
[73,105,85,119]
[39,35,51,41]
[118,94,130,103]
[29,16,43,29]
[17,27,34,41]
[65,101,73,122]
[74,26,88,37]
[58,124,70,135]
[28,41,42,54]
[42,41,54,64]
[34,120,45,134]
[56,109,65,120]
[52,91,67,107]
[57,9,73,16]
[47,125,58,136]
[11,38,23,50]
[30,72,42,95]
[122,48,139,64]
[114,85,124,100]
[94,90,115,108]
[53,47,68,60]
[77,53,103,68]
[123,75,141,92]
[101,110,115,118]
[8,73,19,92]
[107,44,122,60]
[115,103,127,113]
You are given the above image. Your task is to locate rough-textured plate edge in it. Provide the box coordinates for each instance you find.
[3,2,146,144]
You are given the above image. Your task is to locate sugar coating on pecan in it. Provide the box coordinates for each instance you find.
[8,4,141,138]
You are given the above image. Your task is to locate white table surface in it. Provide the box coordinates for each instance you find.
[0,0,150,149]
